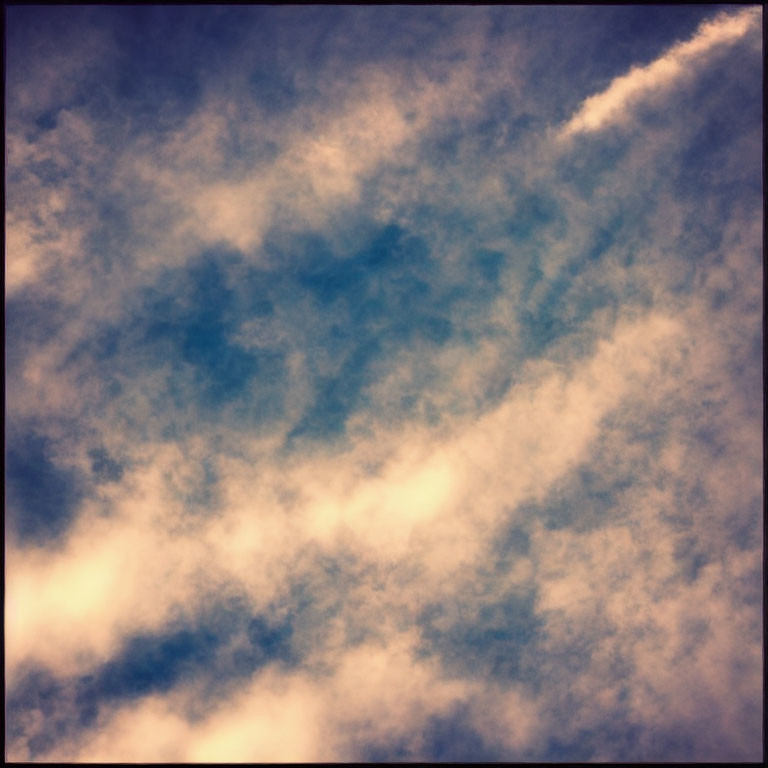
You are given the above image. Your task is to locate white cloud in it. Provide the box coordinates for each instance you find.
[5,308,685,686]
[559,7,761,139]
[20,632,475,762]
[5,7,761,761]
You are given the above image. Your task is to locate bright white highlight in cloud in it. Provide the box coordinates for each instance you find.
[5,310,683,685]
[559,7,760,139]
[5,5,761,762]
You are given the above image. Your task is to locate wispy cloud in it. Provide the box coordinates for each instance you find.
[5,5,761,762]
[559,6,760,139]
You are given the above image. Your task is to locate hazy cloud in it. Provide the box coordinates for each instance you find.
[5,5,761,762]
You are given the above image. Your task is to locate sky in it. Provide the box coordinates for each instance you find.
[4,4,763,763]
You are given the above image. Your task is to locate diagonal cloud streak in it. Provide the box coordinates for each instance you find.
[559,6,760,139]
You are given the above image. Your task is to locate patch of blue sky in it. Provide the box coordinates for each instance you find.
[71,216,502,449]
[419,705,506,762]
[417,589,541,685]
[67,252,282,426]
[5,290,69,373]
[515,466,633,535]
[7,602,299,759]
[492,6,720,125]
[87,447,124,485]
[5,4,762,762]
[674,72,761,206]
[5,430,87,545]
[265,221,512,440]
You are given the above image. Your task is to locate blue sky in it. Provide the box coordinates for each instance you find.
[5,5,762,762]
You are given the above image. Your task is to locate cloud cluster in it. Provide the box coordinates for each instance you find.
[5,5,762,762]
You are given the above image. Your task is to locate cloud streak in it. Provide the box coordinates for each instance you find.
[559,6,760,139]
